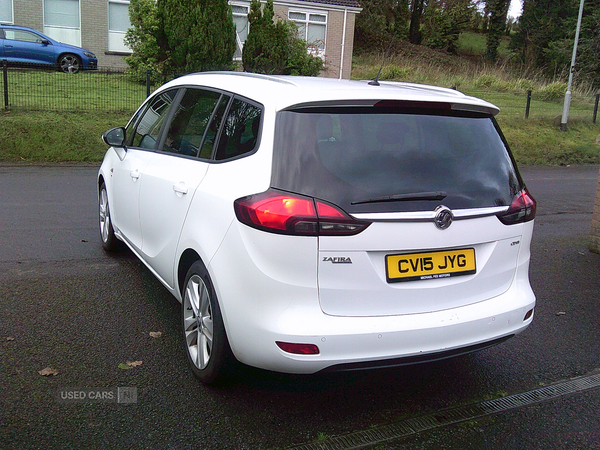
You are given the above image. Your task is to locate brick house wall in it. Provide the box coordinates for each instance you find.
[590,167,600,253]
[323,8,355,79]
[8,0,360,75]
[273,2,358,79]
[80,0,108,67]
[12,0,40,29]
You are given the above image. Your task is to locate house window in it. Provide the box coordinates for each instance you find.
[43,0,81,46]
[231,3,249,60]
[289,10,326,58]
[109,0,132,53]
[0,0,13,23]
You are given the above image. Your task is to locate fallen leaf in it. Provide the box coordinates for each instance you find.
[119,360,143,370]
[149,331,162,338]
[38,367,60,376]
[6,336,15,341]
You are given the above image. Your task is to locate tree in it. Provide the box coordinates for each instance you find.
[242,0,288,73]
[354,0,409,52]
[485,0,510,61]
[124,0,164,83]
[510,0,577,68]
[422,0,472,53]
[242,0,323,76]
[409,0,427,44]
[125,0,236,82]
[543,0,600,88]
[158,0,236,73]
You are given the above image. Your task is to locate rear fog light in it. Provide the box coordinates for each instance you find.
[276,341,320,355]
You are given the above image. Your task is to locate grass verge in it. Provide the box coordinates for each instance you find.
[1,42,599,165]
[352,49,600,165]
[0,110,130,163]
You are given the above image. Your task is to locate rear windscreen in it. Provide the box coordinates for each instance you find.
[271,107,521,213]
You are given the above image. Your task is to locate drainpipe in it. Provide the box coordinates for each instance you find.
[339,8,348,80]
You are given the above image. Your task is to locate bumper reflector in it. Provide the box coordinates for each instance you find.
[276,341,320,355]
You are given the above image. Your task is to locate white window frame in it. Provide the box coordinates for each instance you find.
[0,0,13,24]
[43,0,81,46]
[108,0,132,53]
[288,8,327,59]
[230,1,250,61]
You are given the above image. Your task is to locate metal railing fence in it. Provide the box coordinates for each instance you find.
[1,62,599,123]
[1,62,148,113]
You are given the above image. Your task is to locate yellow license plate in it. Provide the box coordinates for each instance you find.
[386,248,476,283]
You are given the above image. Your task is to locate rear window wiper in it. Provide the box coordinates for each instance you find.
[351,191,447,205]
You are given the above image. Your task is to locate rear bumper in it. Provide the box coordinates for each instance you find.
[245,294,534,374]
[210,222,535,374]
[318,334,515,373]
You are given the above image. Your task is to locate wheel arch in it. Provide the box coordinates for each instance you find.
[178,249,202,300]
[57,52,81,62]
[98,174,106,191]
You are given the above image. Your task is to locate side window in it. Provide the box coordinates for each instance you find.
[162,88,221,157]
[5,30,43,43]
[130,90,177,150]
[124,104,146,146]
[198,94,231,159]
[214,98,262,161]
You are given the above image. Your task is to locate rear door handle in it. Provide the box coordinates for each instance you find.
[173,182,188,195]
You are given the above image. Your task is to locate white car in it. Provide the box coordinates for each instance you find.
[98,72,536,384]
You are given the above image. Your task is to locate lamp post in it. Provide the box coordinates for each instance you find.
[560,0,585,132]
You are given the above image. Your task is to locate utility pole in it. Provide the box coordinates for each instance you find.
[560,0,585,132]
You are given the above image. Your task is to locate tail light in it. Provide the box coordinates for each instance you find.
[497,189,536,225]
[234,189,370,236]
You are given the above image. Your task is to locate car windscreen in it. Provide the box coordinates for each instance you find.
[271,106,522,214]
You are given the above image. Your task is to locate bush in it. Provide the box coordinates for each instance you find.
[242,0,323,76]
[125,0,236,84]
[124,0,165,84]
[537,81,567,101]
[381,65,413,80]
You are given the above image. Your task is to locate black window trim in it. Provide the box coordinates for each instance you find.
[125,87,182,153]
[124,84,264,162]
[208,94,264,164]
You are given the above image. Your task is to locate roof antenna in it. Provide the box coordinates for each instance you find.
[369,31,397,86]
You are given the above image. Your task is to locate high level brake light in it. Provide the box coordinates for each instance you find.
[234,189,370,236]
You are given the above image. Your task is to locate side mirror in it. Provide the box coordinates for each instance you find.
[41,39,51,46]
[102,127,126,147]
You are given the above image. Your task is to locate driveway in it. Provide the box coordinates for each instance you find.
[1,164,599,450]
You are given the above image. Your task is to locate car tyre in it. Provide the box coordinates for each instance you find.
[99,182,121,252]
[182,261,232,384]
[59,54,81,73]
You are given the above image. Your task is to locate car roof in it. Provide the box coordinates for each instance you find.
[159,71,500,116]
[0,24,46,35]
[1,24,37,30]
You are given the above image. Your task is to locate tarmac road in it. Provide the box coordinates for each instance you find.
[0,163,599,450]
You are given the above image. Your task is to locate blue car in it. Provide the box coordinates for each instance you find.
[0,24,97,73]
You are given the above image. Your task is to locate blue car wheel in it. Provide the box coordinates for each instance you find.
[59,53,81,73]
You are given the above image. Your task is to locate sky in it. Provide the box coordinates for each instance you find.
[508,0,523,19]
